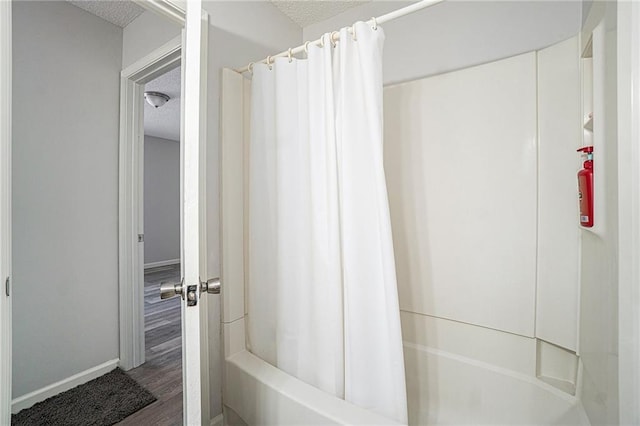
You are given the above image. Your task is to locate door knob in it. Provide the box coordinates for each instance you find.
[160,282,183,299]
[160,278,220,304]
[200,277,220,294]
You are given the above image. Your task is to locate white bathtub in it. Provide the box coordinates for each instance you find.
[222,340,589,426]
[404,343,589,425]
[221,313,590,425]
[223,349,404,425]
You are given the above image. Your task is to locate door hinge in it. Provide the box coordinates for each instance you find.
[5,277,9,297]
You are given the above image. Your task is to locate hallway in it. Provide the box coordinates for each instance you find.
[118,264,182,426]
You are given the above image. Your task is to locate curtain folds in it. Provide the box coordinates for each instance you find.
[247,22,407,423]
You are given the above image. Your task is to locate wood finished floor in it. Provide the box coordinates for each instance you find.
[118,264,183,426]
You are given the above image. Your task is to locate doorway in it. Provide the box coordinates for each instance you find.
[119,65,183,425]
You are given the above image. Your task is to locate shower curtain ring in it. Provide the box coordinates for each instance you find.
[248,62,254,75]
[304,41,311,56]
[330,31,339,47]
[288,48,293,63]
[371,17,378,30]
[266,55,272,70]
[351,24,357,41]
[319,34,325,48]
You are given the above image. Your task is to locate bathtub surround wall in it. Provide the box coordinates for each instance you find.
[578,2,619,424]
[383,39,584,423]
[386,52,539,338]
[536,37,582,353]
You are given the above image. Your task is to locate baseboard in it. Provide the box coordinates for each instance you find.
[211,413,224,426]
[11,358,119,414]
[144,258,180,269]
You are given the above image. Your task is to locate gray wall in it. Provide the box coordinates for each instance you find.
[304,1,582,85]
[12,1,122,398]
[144,136,180,265]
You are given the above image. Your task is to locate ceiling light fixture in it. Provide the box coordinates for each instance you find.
[144,91,170,108]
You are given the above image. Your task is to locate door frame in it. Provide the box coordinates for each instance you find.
[118,34,183,370]
[0,0,12,424]
[617,2,640,423]
[132,0,186,26]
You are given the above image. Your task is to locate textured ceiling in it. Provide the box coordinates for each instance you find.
[144,66,181,142]
[66,0,144,28]
[271,0,371,27]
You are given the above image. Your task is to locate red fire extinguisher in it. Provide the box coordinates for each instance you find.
[577,146,594,227]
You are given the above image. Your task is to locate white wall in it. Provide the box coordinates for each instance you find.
[304,1,582,85]
[203,1,302,284]
[122,10,182,70]
[206,1,301,53]
[202,3,302,418]
[579,2,619,424]
[12,1,122,398]
[144,136,180,266]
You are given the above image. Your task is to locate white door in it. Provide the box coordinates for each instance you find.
[180,1,211,425]
[0,0,12,424]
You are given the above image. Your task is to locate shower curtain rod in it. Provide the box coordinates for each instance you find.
[235,0,444,74]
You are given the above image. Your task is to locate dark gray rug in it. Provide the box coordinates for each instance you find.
[12,368,156,426]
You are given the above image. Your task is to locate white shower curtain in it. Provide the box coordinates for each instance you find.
[247,22,407,423]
